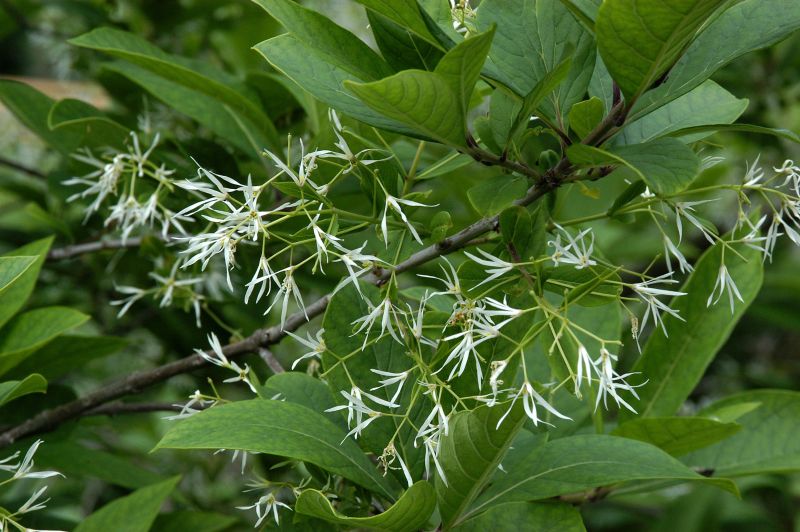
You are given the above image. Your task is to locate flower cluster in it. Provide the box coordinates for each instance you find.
[0,440,62,532]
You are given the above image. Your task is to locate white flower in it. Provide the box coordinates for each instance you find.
[631,273,687,340]
[662,235,693,274]
[351,296,403,348]
[129,131,159,177]
[593,348,643,413]
[9,440,62,480]
[776,159,800,196]
[321,109,388,172]
[496,382,571,428]
[418,259,462,297]
[332,241,384,298]
[65,151,128,217]
[484,359,509,406]
[326,386,399,439]
[381,193,434,246]
[244,256,277,304]
[707,263,744,313]
[743,155,764,187]
[264,269,307,329]
[16,486,50,515]
[196,333,258,393]
[110,284,147,317]
[405,293,437,348]
[286,329,325,369]
[574,344,593,398]
[674,201,716,244]
[548,225,597,269]
[370,369,409,405]
[149,268,202,308]
[164,389,214,421]
[379,442,413,488]
[463,249,515,288]
[237,492,291,527]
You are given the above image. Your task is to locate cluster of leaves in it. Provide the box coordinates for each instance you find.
[0,0,800,531]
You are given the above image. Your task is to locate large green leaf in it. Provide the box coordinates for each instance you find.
[367,10,444,71]
[567,138,700,196]
[6,334,127,381]
[0,80,73,152]
[477,0,595,119]
[155,399,394,497]
[467,435,736,522]
[625,241,763,421]
[0,373,46,407]
[47,98,129,150]
[0,256,36,301]
[616,80,748,145]
[152,511,237,532]
[433,27,495,119]
[596,0,727,102]
[457,502,585,532]
[612,416,741,456]
[683,390,800,476]
[668,123,800,145]
[103,62,267,156]
[0,306,89,377]
[69,28,280,151]
[295,481,435,531]
[436,402,526,529]
[74,476,180,532]
[34,441,165,489]
[630,0,800,119]
[0,238,52,331]
[254,34,417,136]
[262,371,344,427]
[355,0,449,48]
[467,175,527,216]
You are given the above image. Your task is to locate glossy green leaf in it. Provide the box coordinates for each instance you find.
[262,371,343,426]
[295,481,435,531]
[567,138,700,196]
[356,0,450,48]
[103,62,267,156]
[457,502,585,532]
[668,123,800,145]
[34,441,165,489]
[467,175,527,217]
[0,237,53,330]
[47,98,129,150]
[596,0,727,102]
[436,402,526,529]
[156,399,394,497]
[0,256,36,302]
[683,390,800,476]
[626,241,763,421]
[0,307,89,377]
[509,55,573,141]
[0,373,46,407]
[569,97,605,139]
[477,0,596,121]
[69,28,281,151]
[74,476,180,532]
[433,27,495,119]
[367,10,443,71]
[616,80,748,145]
[255,34,417,137]
[0,80,73,152]
[6,334,127,381]
[346,71,465,146]
[612,416,741,456]
[467,435,736,522]
[631,0,800,119]
[499,205,547,261]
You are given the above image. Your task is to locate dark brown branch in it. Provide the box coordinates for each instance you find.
[85,402,184,416]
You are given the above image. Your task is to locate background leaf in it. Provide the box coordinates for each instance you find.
[457,501,586,532]
[612,416,742,456]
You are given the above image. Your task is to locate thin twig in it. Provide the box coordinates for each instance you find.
[47,235,177,260]
[0,156,46,179]
[259,348,285,374]
[85,402,184,416]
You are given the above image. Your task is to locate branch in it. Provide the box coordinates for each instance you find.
[0,156,46,179]
[85,402,185,416]
[47,235,177,261]
[0,102,626,448]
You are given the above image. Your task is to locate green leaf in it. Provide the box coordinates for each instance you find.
[6,334,127,381]
[0,256,36,302]
[434,27,495,119]
[467,175,527,216]
[103,62,267,157]
[477,0,596,121]
[295,481,436,532]
[567,138,700,196]
[457,502,585,532]
[255,34,418,137]
[262,371,343,426]
[596,0,727,102]
[47,98,129,150]
[508,55,574,141]
[467,435,736,522]
[667,123,800,145]
[74,476,180,532]
[436,402,526,529]
[0,307,89,377]
[355,0,449,48]
[612,417,742,456]
[346,71,465,146]
[499,205,547,261]
[630,0,800,119]
[0,238,52,331]
[569,97,605,139]
[0,80,73,152]
[69,28,281,151]
[34,441,165,489]
[626,241,763,421]
[156,399,394,497]
[253,0,393,82]
[0,373,46,407]
[152,511,238,532]
[367,10,444,71]
[683,390,800,476]
[616,80,748,145]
